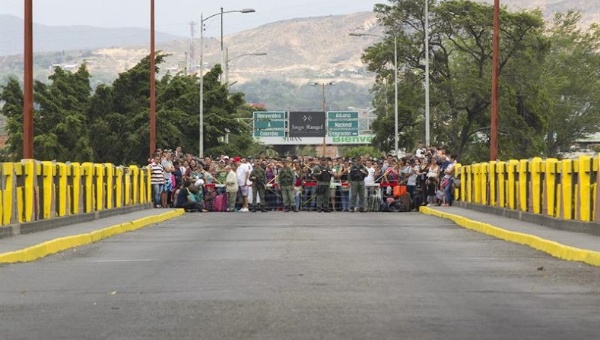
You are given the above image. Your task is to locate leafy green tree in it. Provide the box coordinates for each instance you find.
[541,12,600,157]
[1,65,94,162]
[0,77,24,160]
[86,55,260,164]
[344,145,384,160]
[201,65,252,157]
[364,0,548,161]
[33,64,94,161]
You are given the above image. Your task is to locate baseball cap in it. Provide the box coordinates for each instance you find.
[232,156,241,163]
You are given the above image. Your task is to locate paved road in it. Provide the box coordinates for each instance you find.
[1,212,599,340]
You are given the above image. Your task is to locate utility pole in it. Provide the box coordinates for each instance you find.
[149,0,156,157]
[313,82,334,157]
[490,0,500,160]
[23,0,34,159]
[424,0,431,147]
[189,21,196,75]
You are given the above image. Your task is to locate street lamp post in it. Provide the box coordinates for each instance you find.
[312,82,334,157]
[350,32,398,156]
[224,49,267,85]
[425,0,431,147]
[491,0,500,160]
[199,8,255,158]
[150,0,156,157]
[23,0,33,159]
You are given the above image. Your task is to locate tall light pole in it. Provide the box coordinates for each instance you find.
[424,0,431,147]
[149,0,156,157]
[312,82,334,157]
[224,49,267,85]
[199,8,255,158]
[23,0,34,159]
[350,32,399,156]
[490,0,500,160]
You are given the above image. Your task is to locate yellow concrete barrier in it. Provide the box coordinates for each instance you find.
[0,161,153,227]
[507,160,518,210]
[519,159,528,212]
[489,161,497,206]
[578,156,592,222]
[560,159,573,220]
[453,154,598,227]
[497,161,506,208]
[530,158,542,214]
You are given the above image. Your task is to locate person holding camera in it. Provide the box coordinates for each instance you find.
[312,157,334,212]
[349,157,368,212]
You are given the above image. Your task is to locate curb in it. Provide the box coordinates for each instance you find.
[420,207,600,267]
[0,209,185,264]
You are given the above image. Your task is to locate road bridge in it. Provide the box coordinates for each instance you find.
[1,155,600,337]
[0,207,599,339]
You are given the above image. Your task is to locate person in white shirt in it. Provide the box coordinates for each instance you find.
[160,151,175,207]
[415,142,426,158]
[406,159,419,210]
[225,165,238,212]
[443,154,457,206]
[234,157,251,211]
[364,160,376,199]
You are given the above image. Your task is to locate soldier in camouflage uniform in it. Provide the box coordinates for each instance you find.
[312,157,334,212]
[249,162,268,212]
[278,159,297,212]
[349,156,368,212]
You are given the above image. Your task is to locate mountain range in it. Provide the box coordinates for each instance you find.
[0,0,598,110]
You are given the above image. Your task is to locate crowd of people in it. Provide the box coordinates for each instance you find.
[148,144,458,213]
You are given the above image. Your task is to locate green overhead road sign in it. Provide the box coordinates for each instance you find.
[327,121,359,129]
[328,130,359,137]
[327,111,359,120]
[254,130,286,137]
[253,111,287,138]
[253,111,286,120]
[254,120,286,129]
[326,111,359,137]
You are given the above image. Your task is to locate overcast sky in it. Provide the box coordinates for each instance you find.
[0,0,384,37]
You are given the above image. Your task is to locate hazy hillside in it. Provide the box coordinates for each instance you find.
[484,0,599,24]
[0,12,381,111]
[0,14,183,57]
[0,0,598,110]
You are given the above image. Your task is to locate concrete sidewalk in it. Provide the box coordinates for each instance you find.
[0,209,184,264]
[421,206,600,267]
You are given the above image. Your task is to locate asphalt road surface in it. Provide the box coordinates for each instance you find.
[1,212,599,340]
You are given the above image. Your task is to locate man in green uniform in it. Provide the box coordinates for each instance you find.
[249,161,268,212]
[349,156,368,212]
[312,157,334,212]
[278,159,297,212]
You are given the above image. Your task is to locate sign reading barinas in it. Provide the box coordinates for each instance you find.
[288,111,326,137]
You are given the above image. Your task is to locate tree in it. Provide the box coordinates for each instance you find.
[2,54,267,164]
[541,12,600,157]
[33,64,93,161]
[1,65,94,162]
[364,0,549,161]
[0,77,24,160]
[87,55,260,164]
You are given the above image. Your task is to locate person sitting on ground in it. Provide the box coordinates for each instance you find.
[175,180,203,212]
